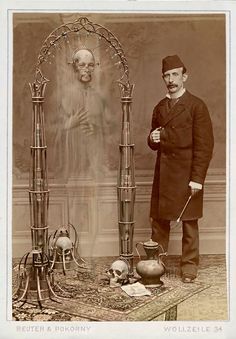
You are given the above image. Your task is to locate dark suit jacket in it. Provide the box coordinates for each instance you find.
[148,90,214,220]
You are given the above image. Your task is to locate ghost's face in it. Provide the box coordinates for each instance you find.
[72,49,95,83]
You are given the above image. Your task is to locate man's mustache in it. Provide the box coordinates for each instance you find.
[167,84,178,89]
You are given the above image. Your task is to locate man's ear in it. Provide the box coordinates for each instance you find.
[183,73,188,82]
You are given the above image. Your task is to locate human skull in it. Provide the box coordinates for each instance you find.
[107,260,129,288]
[72,49,95,83]
[54,227,73,255]
[55,236,72,252]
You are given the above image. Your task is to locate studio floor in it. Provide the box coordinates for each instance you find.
[12,254,228,321]
[163,254,228,320]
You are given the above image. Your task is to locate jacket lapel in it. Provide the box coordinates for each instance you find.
[160,91,189,127]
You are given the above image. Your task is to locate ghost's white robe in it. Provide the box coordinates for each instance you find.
[56,81,107,180]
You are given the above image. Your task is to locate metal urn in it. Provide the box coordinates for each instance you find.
[135,239,167,287]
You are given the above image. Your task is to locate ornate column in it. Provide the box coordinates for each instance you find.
[117,83,136,275]
[29,70,49,256]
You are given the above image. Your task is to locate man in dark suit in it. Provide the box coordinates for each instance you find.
[147,55,214,283]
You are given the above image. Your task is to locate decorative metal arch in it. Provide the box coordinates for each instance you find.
[15,16,136,305]
[34,17,132,96]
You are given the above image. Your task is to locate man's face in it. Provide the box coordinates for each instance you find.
[73,50,95,83]
[162,67,188,94]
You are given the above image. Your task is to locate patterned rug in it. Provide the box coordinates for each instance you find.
[12,257,210,321]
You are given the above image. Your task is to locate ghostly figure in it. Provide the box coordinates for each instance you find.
[55,48,107,179]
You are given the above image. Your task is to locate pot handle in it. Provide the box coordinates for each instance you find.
[158,252,168,270]
[135,242,144,260]
[157,243,166,254]
[158,252,168,259]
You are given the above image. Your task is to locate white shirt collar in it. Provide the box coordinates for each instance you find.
[166,87,186,99]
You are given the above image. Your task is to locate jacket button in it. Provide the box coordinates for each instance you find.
[172,153,175,157]
[171,126,175,129]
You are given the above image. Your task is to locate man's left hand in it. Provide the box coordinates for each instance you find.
[189,181,202,196]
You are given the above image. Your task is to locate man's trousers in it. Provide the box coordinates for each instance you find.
[151,218,199,278]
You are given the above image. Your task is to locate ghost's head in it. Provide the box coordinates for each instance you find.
[72,49,95,83]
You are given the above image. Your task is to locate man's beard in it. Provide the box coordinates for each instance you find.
[79,73,92,83]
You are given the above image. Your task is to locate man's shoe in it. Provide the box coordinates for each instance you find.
[181,275,196,283]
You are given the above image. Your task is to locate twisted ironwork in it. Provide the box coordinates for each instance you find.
[35,16,132,95]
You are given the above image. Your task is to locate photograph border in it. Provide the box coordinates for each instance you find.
[1,1,235,338]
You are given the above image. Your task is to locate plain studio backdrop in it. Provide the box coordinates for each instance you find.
[12,12,226,258]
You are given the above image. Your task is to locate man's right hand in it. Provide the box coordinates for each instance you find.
[64,108,94,135]
[150,127,161,143]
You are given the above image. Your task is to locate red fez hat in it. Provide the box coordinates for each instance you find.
[162,55,185,73]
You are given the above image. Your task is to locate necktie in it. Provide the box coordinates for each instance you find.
[168,98,179,110]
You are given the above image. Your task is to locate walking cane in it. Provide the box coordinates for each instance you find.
[170,195,192,229]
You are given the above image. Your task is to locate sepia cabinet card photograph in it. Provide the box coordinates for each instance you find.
[0,1,236,339]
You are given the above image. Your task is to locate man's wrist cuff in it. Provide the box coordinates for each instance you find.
[189,181,202,189]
